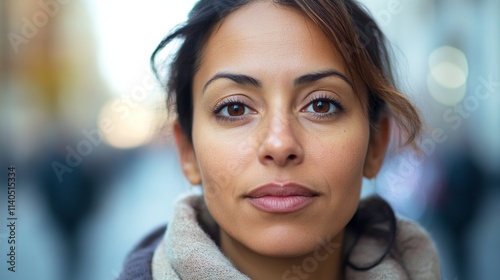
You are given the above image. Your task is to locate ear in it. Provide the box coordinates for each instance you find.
[174,122,202,185]
[363,115,390,178]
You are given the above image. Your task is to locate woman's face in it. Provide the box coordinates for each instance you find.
[176,2,388,257]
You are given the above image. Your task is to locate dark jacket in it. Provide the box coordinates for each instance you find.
[118,226,166,280]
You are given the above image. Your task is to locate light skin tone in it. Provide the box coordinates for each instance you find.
[174,2,390,280]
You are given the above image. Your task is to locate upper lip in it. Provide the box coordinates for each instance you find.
[245,183,319,198]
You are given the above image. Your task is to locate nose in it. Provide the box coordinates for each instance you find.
[257,113,304,167]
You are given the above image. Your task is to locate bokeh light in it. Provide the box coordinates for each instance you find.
[98,98,156,149]
[427,46,469,105]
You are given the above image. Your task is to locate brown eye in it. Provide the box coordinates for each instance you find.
[227,103,245,116]
[312,100,330,113]
[216,102,250,118]
[302,98,341,116]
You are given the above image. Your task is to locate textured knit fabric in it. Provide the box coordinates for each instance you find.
[152,194,248,280]
[119,193,441,279]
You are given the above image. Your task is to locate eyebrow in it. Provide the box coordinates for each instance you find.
[294,70,353,87]
[203,73,261,93]
[202,69,352,93]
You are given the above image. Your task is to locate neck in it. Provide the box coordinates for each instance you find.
[220,230,345,280]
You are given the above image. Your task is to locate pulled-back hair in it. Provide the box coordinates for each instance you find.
[152,0,422,271]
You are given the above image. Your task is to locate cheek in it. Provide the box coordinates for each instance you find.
[191,121,256,203]
[308,121,369,205]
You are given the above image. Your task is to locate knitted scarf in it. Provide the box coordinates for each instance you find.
[151,194,440,280]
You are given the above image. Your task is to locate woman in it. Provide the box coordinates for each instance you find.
[119,0,441,279]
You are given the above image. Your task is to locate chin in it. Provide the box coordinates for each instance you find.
[246,226,338,258]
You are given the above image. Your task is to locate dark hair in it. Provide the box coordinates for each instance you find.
[152,0,421,271]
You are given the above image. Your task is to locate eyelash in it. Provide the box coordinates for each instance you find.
[212,94,345,122]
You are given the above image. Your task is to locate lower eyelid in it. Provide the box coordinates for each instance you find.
[214,113,254,124]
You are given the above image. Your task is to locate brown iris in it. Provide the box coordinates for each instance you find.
[228,103,245,116]
[312,100,331,113]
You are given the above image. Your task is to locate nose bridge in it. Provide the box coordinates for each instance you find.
[262,105,295,145]
[268,107,290,135]
[258,105,303,166]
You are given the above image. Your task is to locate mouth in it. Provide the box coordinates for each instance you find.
[245,183,319,213]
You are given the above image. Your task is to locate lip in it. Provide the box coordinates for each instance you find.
[245,183,319,213]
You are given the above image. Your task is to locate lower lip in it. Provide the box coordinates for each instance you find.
[247,196,317,213]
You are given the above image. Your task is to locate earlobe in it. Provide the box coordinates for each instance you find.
[174,122,202,185]
[363,116,390,178]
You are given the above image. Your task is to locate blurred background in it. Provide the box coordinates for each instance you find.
[0,0,498,279]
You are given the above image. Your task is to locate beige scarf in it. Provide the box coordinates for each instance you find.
[152,194,440,279]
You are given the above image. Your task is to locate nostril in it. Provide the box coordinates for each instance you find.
[265,155,273,161]
[288,154,297,160]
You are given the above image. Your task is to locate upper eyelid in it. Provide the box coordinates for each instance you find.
[304,92,343,104]
[301,82,352,97]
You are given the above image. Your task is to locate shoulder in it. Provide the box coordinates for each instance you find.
[393,217,441,279]
[117,225,167,280]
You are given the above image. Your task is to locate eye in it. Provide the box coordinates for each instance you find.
[219,102,247,117]
[213,98,255,122]
[307,100,334,113]
[301,95,345,120]
[303,98,340,114]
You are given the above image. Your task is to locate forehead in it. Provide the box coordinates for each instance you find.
[194,2,351,87]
